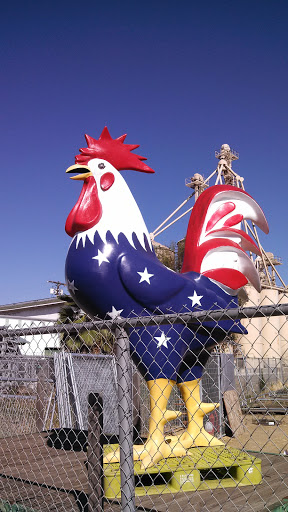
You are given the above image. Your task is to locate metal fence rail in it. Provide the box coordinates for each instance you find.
[0,299,287,511]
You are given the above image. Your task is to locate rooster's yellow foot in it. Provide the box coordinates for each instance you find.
[166,402,224,451]
[103,409,181,469]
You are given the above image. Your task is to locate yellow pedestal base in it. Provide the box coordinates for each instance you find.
[103,445,262,499]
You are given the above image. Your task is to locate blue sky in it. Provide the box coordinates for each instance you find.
[1,0,287,304]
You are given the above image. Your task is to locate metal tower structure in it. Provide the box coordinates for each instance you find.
[152,144,286,291]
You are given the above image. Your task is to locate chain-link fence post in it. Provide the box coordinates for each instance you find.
[115,326,135,512]
[87,392,104,512]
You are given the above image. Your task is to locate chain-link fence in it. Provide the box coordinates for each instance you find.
[0,295,288,511]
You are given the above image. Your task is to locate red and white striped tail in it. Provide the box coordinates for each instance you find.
[181,185,269,294]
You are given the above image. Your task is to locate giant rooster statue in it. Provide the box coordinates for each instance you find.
[65,127,268,469]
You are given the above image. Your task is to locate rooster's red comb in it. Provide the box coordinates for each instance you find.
[75,127,154,173]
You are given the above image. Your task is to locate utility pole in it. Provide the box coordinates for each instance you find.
[48,280,66,297]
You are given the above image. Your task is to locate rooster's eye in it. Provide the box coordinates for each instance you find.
[98,163,105,169]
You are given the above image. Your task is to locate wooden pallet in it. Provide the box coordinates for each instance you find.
[103,445,262,498]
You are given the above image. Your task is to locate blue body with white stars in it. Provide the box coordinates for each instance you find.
[65,156,242,382]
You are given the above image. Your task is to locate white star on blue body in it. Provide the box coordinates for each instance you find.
[188,290,203,307]
[92,250,110,266]
[107,306,124,320]
[68,280,78,294]
[154,331,171,349]
[137,267,154,284]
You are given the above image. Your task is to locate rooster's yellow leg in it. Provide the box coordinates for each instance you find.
[104,378,180,469]
[167,379,224,452]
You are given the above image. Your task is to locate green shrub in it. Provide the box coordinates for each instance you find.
[0,501,37,512]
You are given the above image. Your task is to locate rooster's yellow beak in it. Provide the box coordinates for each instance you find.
[66,164,93,180]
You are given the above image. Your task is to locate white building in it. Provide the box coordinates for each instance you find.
[239,286,288,362]
[0,298,64,356]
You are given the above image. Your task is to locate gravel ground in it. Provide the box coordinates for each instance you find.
[224,413,288,454]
